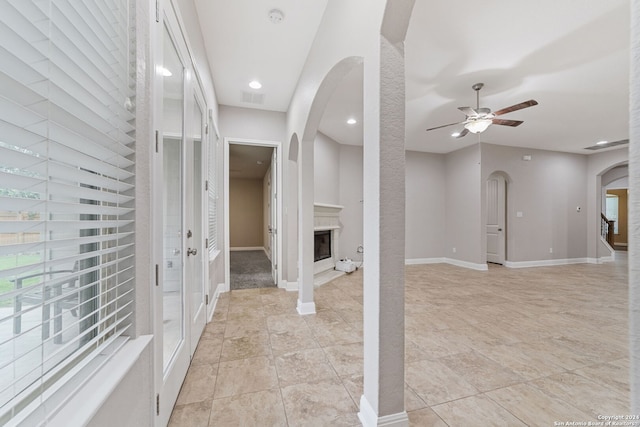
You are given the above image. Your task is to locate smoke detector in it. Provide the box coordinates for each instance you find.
[268,9,284,24]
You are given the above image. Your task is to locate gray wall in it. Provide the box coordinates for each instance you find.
[480,143,588,262]
[314,132,341,205]
[405,151,446,260]
[313,143,449,263]
[445,144,483,265]
[339,144,364,260]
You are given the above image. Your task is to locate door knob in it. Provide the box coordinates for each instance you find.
[187,248,198,256]
[498,228,503,231]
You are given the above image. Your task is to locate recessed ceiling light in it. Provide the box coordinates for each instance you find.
[249,80,262,89]
[451,132,460,137]
[158,66,172,77]
[596,140,609,145]
[257,160,263,165]
[347,118,357,125]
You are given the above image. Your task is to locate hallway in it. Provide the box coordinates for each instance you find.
[230,250,276,290]
[170,260,629,426]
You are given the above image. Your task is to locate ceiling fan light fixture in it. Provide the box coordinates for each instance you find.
[465,119,492,134]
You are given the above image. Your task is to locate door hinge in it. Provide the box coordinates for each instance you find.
[205,124,209,135]
[205,238,209,248]
[155,0,160,22]
[206,294,209,305]
[156,393,160,415]
[155,264,159,287]
[155,130,159,153]
[205,180,209,191]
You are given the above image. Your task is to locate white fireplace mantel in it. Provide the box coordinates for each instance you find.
[314,203,343,230]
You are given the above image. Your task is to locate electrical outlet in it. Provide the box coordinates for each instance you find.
[549,248,553,254]
[452,247,457,253]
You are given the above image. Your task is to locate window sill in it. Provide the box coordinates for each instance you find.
[45,335,153,427]
[209,249,221,262]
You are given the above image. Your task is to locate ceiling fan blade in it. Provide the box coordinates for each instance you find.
[492,118,523,127]
[426,121,463,131]
[455,128,469,138]
[493,100,538,116]
[458,106,477,116]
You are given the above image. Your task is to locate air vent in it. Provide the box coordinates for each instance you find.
[584,139,629,150]
[242,91,265,105]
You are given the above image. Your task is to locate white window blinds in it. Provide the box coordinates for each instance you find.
[208,120,218,257]
[0,0,135,423]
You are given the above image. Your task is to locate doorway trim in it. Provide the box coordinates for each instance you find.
[224,138,283,291]
[485,171,508,265]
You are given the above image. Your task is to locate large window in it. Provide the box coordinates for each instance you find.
[0,1,135,423]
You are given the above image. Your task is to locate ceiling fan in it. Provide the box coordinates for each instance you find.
[426,83,538,138]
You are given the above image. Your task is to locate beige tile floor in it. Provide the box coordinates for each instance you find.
[169,257,630,426]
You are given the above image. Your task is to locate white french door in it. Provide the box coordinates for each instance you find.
[154,4,207,425]
[187,90,207,355]
[270,149,278,284]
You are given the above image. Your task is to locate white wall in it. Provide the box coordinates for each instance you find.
[312,133,364,260]
[314,132,341,205]
[405,151,446,261]
[219,105,286,141]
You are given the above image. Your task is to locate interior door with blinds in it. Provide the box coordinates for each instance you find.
[156,12,190,425]
[187,88,206,356]
[155,4,209,424]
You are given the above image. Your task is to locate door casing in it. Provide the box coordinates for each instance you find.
[486,173,506,264]
[224,138,283,291]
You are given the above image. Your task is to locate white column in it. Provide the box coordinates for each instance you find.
[629,0,640,415]
[297,139,316,315]
[359,1,414,426]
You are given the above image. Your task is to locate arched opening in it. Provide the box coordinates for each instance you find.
[295,56,364,315]
[598,161,629,257]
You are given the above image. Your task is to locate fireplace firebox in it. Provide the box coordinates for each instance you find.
[314,230,331,262]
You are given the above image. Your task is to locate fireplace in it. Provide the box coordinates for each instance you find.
[314,230,332,262]
[313,203,343,275]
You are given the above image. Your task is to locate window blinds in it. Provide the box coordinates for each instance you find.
[208,126,218,257]
[0,0,135,423]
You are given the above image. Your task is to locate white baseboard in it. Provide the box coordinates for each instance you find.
[281,280,298,291]
[296,299,316,315]
[504,258,589,268]
[230,246,264,251]
[587,256,615,264]
[405,257,445,265]
[358,395,409,427]
[405,257,487,271]
[207,283,226,322]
